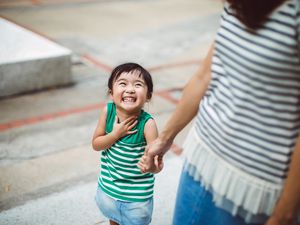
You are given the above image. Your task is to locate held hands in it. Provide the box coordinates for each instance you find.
[138,153,164,174]
[112,115,138,139]
[138,136,173,173]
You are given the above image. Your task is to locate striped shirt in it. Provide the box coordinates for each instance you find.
[196,0,300,185]
[98,102,154,202]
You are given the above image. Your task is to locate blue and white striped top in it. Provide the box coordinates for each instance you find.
[184,0,300,222]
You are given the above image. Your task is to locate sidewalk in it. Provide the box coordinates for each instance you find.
[0,0,221,224]
[1,152,183,225]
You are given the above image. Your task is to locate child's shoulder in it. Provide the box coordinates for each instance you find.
[100,102,112,115]
[140,110,156,131]
[140,110,154,122]
[105,102,115,115]
[106,101,114,108]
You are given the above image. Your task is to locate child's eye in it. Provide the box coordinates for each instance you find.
[135,83,143,87]
[119,82,126,86]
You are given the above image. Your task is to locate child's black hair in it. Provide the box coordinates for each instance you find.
[108,63,153,99]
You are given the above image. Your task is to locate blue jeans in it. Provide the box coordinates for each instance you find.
[95,187,153,225]
[172,167,264,225]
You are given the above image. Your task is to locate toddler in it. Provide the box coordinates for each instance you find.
[92,62,163,225]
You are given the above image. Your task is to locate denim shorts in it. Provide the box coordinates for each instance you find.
[172,166,264,225]
[95,187,153,225]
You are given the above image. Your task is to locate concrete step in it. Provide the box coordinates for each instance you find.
[0,18,72,97]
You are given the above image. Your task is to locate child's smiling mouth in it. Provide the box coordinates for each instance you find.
[122,96,136,103]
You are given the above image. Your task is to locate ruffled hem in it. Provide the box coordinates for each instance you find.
[182,126,283,223]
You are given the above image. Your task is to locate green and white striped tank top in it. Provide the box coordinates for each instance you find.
[98,102,155,202]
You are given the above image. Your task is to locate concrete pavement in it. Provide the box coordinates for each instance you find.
[0,0,221,224]
[0,154,183,225]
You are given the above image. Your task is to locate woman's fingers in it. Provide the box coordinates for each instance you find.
[152,156,161,173]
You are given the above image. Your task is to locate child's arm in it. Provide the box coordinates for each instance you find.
[138,119,164,173]
[92,106,138,151]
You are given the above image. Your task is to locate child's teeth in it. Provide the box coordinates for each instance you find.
[124,97,135,102]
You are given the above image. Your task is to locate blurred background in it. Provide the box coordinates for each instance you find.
[0,0,221,224]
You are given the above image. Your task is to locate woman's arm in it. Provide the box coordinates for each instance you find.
[266,135,300,225]
[144,44,214,161]
[92,106,138,151]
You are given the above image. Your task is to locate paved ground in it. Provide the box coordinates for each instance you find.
[0,0,222,224]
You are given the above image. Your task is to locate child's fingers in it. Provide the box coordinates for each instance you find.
[123,116,137,125]
[127,129,138,135]
[127,120,138,130]
[138,155,147,165]
[137,161,146,173]
[139,156,145,164]
[138,154,155,173]
[140,155,150,166]
[137,161,143,169]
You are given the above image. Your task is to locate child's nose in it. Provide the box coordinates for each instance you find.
[125,85,135,93]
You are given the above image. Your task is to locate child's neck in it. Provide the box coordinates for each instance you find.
[116,108,141,122]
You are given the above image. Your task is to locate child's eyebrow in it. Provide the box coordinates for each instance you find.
[116,78,127,82]
[115,77,145,83]
[135,77,145,84]
[135,78,145,84]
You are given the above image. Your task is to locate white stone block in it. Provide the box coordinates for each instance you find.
[0,18,72,97]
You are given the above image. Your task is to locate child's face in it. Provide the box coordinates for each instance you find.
[111,71,149,114]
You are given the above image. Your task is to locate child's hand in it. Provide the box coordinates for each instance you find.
[112,115,138,139]
[138,153,164,174]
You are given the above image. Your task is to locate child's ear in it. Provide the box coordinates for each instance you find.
[108,89,113,98]
[147,93,152,100]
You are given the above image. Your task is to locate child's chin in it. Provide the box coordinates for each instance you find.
[121,104,137,110]
[122,102,136,105]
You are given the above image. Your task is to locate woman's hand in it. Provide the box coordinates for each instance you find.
[265,134,300,225]
[112,115,138,139]
[138,136,172,173]
[265,198,298,225]
[146,136,173,158]
[138,153,164,174]
[265,215,297,225]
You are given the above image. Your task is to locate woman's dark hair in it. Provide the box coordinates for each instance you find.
[227,0,286,30]
[108,63,153,99]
